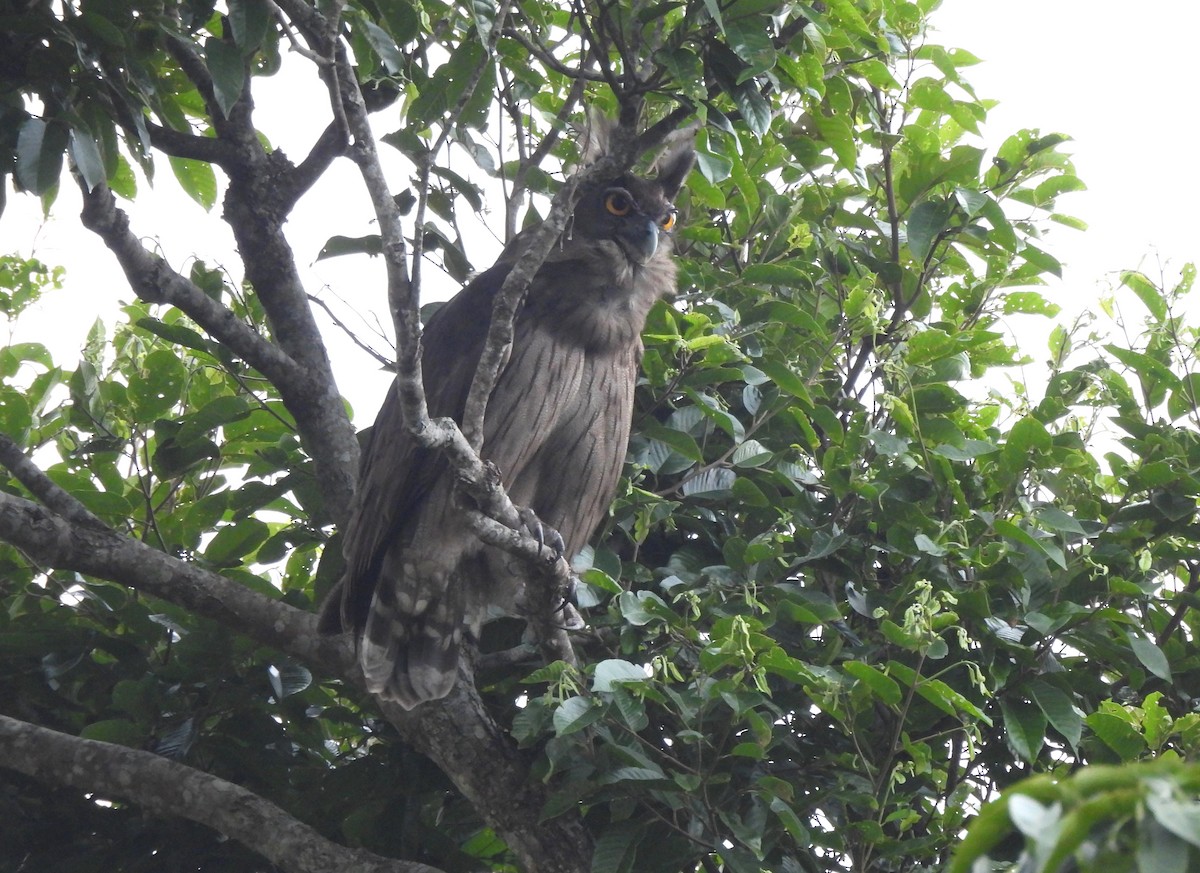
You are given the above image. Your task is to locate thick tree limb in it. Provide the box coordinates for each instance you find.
[0,715,439,873]
[0,491,349,669]
[0,488,591,872]
[79,183,300,386]
[78,181,359,524]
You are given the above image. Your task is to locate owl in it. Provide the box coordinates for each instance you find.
[320,121,695,708]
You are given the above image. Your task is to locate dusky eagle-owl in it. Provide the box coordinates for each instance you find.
[320,121,695,708]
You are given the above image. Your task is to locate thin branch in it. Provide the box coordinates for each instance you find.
[499,29,608,82]
[286,118,350,206]
[0,715,437,873]
[308,292,395,368]
[459,171,579,450]
[1156,561,1200,647]
[0,433,107,530]
[146,120,236,165]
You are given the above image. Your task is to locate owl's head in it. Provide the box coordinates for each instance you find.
[572,118,695,267]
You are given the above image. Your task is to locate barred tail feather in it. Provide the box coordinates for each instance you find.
[360,587,461,709]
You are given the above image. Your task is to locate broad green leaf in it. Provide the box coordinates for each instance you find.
[731,439,771,467]
[999,697,1046,762]
[1128,632,1173,682]
[69,128,105,192]
[80,718,143,748]
[1085,712,1146,761]
[907,198,953,262]
[1147,790,1200,851]
[318,234,384,260]
[844,660,902,706]
[205,518,271,564]
[16,118,68,194]
[205,37,247,116]
[591,823,640,873]
[1121,270,1168,321]
[1027,679,1081,750]
[552,695,603,736]
[228,0,271,54]
[169,156,218,210]
[129,349,188,418]
[592,659,647,692]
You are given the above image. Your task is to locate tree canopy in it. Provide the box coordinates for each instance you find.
[2,1,1200,872]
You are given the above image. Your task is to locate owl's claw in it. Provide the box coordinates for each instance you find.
[517,506,566,560]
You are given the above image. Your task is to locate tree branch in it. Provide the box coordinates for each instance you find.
[79,176,359,525]
[0,486,592,872]
[0,432,107,530]
[78,182,301,387]
[0,715,440,873]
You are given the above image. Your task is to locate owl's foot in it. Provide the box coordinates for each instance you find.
[516,506,566,560]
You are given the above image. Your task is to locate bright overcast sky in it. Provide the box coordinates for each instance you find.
[934,0,1200,301]
[5,1,1199,419]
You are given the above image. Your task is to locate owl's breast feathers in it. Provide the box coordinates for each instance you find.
[325,129,695,707]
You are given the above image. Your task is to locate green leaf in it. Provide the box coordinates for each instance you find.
[930,439,999,461]
[205,37,247,116]
[553,696,603,736]
[1147,790,1200,850]
[69,128,105,192]
[642,421,704,462]
[592,659,647,692]
[1032,505,1087,536]
[907,198,954,262]
[1128,632,1173,682]
[695,148,733,184]
[228,0,271,55]
[169,156,218,210]
[1027,679,1081,750]
[1167,373,1200,421]
[130,349,188,418]
[591,822,640,873]
[999,697,1046,762]
[814,113,855,170]
[742,263,811,288]
[844,660,902,706]
[731,439,771,467]
[80,718,143,748]
[1121,270,1168,321]
[318,234,384,260]
[16,118,68,195]
[1085,712,1146,760]
[205,518,271,565]
[469,0,497,45]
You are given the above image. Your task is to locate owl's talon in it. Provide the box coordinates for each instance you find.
[517,506,566,560]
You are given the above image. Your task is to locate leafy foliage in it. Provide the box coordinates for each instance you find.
[2,1,1199,872]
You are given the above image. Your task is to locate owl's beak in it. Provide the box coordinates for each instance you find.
[616,219,659,266]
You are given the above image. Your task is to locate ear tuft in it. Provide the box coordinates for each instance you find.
[654,139,696,199]
[580,110,616,165]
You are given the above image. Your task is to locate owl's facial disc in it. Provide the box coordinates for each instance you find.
[615,218,660,265]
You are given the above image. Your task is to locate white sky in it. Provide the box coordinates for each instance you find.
[4,1,1199,422]
[934,0,1200,306]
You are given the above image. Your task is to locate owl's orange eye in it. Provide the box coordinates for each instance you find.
[604,191,632,216]
[659,211,677,232]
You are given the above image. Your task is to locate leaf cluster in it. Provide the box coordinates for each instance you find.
[2,1,1200,873]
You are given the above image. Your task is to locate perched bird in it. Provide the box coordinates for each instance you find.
[321,120,694,708]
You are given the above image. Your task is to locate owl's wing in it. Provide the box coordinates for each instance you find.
[322,261,513,633]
